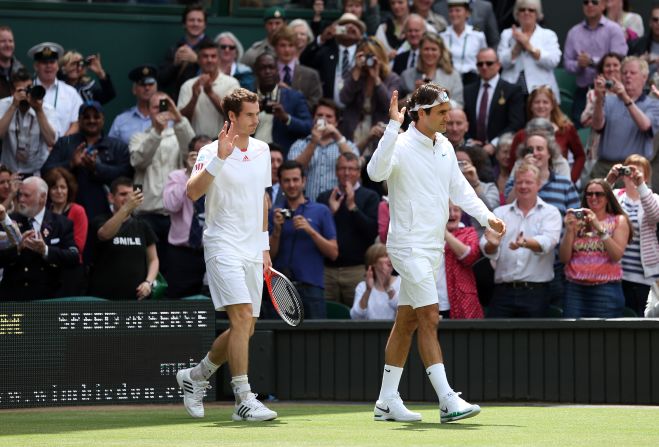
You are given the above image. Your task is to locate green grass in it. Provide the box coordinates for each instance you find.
[1,403,658,447]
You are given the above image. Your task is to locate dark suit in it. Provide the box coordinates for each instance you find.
[291,63,323,110]
[0,210,79,301]
[300,39,344,101]
[271,87,313,157]
[464,78,525,143]
[392,50,415,76]
[433,0,500,47]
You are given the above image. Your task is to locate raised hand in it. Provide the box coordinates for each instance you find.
[389,90,406,124]
[217,121,238,160]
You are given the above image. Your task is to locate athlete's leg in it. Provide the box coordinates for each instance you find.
[225,303,255,377]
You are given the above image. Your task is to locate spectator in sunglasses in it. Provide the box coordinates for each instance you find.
[559,178,632,318]
[214,31,254,92]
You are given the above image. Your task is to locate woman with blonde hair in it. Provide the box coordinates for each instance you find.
[214,31,254,91]
[339,37,400,143]
[351,243,400,320]
[59,50,116,104]
[400,32,463,106]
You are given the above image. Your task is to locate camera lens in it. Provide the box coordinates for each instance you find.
[27,85,46,101]
[605,80,614,89]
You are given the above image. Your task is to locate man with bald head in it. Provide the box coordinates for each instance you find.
[392,14,429,75]
[0,176,78,300]
[445,106,470,148]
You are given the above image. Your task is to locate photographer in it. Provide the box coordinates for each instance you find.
[59,50,116,104]
[590,56,659,180]
[605,156,659,317]
[268,160,338,319]
[559,179,632,318]
[0,68,57,176]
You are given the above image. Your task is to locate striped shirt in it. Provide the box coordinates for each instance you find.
[620,197,655,284]
[505,172,580,217]
[288,136,359,202]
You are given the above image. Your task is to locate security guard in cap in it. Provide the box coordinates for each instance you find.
[108,65,158,145]
[241,6,287,68]
[28,41,83,136]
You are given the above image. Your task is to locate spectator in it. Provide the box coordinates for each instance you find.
[351,243,399,320]
[433,0,500,48]
[400,32,464,106]
[214,32,254,92]
[42,101,132,222]
[443,201,484,319]
[464,48,526,156]
[512,118,571,178]
[129,92,194,276]
[391,14,429,75]
[605,0,644,41]
[317,152,379,307]
[0,177,79,300]
[508,86,585,183]
[242,6,287,68]
[58,50,116,104]
[377,181,389,244]
[88,177,158,301]
[411,0,447,34]
[497,0,562,100]
[108,65,159,145]
[269,160,338,319]
[288,98,359,202]
[445,106,470,148]
[289,19,314,56]
[590,56,659,179]
[375,0,410,59]
[159,2,211,101]
[605,156,659,317]
[267,143,285,209]
[0,165,19,212]
[456,145,499,212]
[300,13,364,108]
[494,133,514,204]
[0,68,58,177]
[272,26,322,110]
[178,40,240,138]
[440,0,487,86]
[560,178,632,318]
[162,135,211,299]
[340,37,400,143]
[28,42,83,137]
[480,163,562,317]
[0,26,23,99]
[563,0,627,126]
[629,5,659,78]
[253,52,312,156]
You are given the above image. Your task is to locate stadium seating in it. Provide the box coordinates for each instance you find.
[555,68,577,117]
[325,301,351,319]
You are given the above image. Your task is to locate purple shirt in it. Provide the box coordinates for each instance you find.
[162,169,194,246]
[277,61,296,84]
[563,16,628,88]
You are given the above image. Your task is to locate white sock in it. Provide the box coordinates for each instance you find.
[426,363,453,399]
[190,354,220,381]
[378,364,404,401]
[231,375,251,404]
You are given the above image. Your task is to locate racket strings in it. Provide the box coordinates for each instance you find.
[270,276,303,323]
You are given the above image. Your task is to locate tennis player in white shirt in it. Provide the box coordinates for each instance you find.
[175,88,277,422]
[367,84,506,423]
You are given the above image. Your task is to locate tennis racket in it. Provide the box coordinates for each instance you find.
[264,267,304,327]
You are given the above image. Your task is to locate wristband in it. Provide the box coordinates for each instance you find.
[205,156,224,177]
[261,231,270,250]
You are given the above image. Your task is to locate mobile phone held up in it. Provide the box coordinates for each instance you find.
[159,98,168,113]
[133,184,142,193]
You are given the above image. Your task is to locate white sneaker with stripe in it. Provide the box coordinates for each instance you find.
[176,368,211,418]
[232,393,278,421]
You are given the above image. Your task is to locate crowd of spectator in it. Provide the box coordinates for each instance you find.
[1,0,659,320]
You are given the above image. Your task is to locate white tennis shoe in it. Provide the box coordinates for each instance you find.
[232,393,278,421]
[373,393,422,422]
[439,391,481,423]
[176,368,211,418]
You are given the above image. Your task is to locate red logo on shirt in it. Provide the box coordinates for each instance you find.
[242,155,249,162]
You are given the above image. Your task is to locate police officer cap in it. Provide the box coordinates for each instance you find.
[447,0,471,8]
[128,65,158,85]
[79,100,104,116]
[27,42,64,62]
[264,6,286,22]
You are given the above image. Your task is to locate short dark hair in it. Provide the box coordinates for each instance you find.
[196,40,218,54]
[43,167,78,204]
[110,176,133,194]
[278,159,305,179]
[254,51,276,70]
[597,52,623,74]
[222,88,259,118]
[407,83,449,122]
[182,2,207,23]
[0,164,12,176]
[269,142,284,156]
[312,98,341,120]
[10,67,31,87]
[188,135,212,151]
[336,151,360,168]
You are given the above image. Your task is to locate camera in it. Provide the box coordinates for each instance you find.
[457,160,468,172]
[619,165,632,176]
[85,145,95,155]
[158,98,168,113]
[605,79,614,90]
[573,209,586,220]
[25,85,46,101]
[365,54,375,67]
[423,77,432,83]
[316,118,326,130]
[133,184,142,192]
[335,25,347,35]
[521,146,534,157]
[280,209,293,220]
[263,100,274,114]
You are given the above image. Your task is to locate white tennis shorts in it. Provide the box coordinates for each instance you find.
[388,247,441,309]
[206,255,263,316]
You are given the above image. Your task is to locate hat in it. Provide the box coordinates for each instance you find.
[337,13,366,35]
[447,0,471,8]
[27,42,64,62]
[79,100,103,116]
[128,65,158,85]
[264,6,286,22]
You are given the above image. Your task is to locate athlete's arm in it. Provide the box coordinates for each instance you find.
[366,91,405,182]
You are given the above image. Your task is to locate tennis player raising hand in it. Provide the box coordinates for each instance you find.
[367,85,506,423]
[176,88,277,422]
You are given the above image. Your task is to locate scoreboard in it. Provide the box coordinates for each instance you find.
[0,301,216,409]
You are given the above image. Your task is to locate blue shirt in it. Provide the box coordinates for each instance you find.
[268,200,336,288]
[108,106,152,145]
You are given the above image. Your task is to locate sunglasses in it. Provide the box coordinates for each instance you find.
[582,0,600,5]
[476,61,496,67]
[585,191,606,198]
[518,8,536,13]
[219,45,236,50]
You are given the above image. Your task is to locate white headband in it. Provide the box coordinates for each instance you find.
[408,90,450,112]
